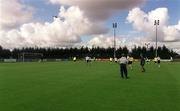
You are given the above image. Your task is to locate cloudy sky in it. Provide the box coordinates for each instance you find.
[0,0,180,53]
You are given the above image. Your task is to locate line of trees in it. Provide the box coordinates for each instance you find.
[0,45,178,59]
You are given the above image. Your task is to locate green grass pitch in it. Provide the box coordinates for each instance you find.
[0,61,180,111]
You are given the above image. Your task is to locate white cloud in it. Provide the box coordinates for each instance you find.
[88,35,115,48]
[87,35,128,48]
[0,0,33,30]
[126,7,180,54]
[127,7,180,42]
[0,0,144,49]
[163,21,180,41]
[1,0,179,55]
[49,0,144,21]
[0,6,106,48]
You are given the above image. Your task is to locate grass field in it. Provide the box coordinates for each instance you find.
[0,61,180,111]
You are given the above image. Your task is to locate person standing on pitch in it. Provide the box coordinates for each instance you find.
[128,55,134,70]
[73,57,77,62]
[154,57,157,63]
[118,54,128,79]
[140,54,145,72]
[85,55,90,64]
[157,56,161,68]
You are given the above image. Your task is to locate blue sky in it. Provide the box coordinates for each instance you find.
[22,0,180,29]
[107,0,180,34]
[21,0,60,22]
[0,0,179,52]
[144,0,180,24]
[22,0,180,42]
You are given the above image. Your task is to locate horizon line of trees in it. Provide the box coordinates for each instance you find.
[0,45,179,59]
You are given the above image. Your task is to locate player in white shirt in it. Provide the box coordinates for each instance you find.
[128,56,134,70]
[73,57,76,62]
[110,58,113,62]
[118,54,129,79]
[114,57,118,63]
[85,56,90,64]
[157,56,161,68]
[154,57,158,63]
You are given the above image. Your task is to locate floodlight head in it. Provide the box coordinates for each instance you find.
[113,23,117,28]
[154,20,160,25]
[154,20,157,25]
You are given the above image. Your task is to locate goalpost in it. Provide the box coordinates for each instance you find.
[19,53,43,62]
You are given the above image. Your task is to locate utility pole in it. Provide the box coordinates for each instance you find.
[154,20,159,57]
[113,22,117,59]
[145,43,150,50]
[145,43,150,58]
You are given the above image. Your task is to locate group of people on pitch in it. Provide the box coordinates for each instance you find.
[118,54,161,79]
[83,54,160,79]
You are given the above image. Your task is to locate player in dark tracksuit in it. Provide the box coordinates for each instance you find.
[140,54,145,72]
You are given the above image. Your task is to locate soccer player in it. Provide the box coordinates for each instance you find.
[154,57,157,63]
[85,55,90,64]
[128,56,134,70]
[118,54,128,79]
[114,57,118,63]
[146,57,150,64]
[140,54,145,72]
[73,57,77,62]
[157,56,161,68]
[170,57,173,62]
[39,54,43,62]
[110,57,113,62]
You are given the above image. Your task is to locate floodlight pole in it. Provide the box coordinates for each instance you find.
[113,23,117,59]
[145,43,150,58]
[23,52,24,62]
[154,20,159,57]
[145,43,150,50]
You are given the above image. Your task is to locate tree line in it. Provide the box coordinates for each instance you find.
[0,45,178,59]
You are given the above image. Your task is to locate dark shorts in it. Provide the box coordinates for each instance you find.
[141,64,145,66]
[141,61,145,66]
[158,60,160,64]
[86,60,90,63]
[140,62,145,66]
[128,61,132,64]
